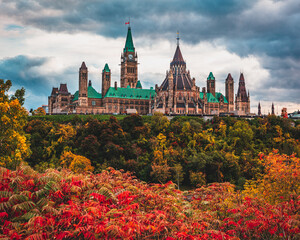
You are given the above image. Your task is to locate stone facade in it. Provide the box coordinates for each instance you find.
[48,27,251,116]
[154,44,202,115]
[153,40,238,115]
[48,26,154,115]
[48,84,72,114]
[120,27,138,88]
[225,73,234,112]
[235,73,250,115]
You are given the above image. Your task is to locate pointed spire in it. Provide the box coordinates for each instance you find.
[272,102,275,115]
[226,73,233,81]
[207,72,215,80]
[103,63,110,72]
[80,61,87,69]
[124,27,135,53]
[136,80,142,89]
[170,31,185,66]
[237,73,248,102]
[258,102,261,116]
[171,46,185,66]
[239,73,245,82]
[176,31,180,46]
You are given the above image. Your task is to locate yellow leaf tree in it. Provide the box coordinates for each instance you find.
[0,79,31,169]
[60,151,94,173]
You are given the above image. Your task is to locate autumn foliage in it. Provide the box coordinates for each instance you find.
[244,151,300,204]
[0,160,299,239]
[0,79,30,169]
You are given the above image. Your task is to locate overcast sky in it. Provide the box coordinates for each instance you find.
[0,0,299,114]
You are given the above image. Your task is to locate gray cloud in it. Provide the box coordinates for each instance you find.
[0,55,78,110]
[1,0,299,106]
[0,55,49,93]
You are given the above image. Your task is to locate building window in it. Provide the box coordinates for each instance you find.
[92,101,96,106]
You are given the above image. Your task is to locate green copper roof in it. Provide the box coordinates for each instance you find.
[103,63,110,72]
[72,86,102,101]
[124,27,135,53]
[207,72,215,80]
[104,86,155,100]
[200,92,228,103]
[206,93,218,103]
[136,80,142,89]
[215,92,228,103]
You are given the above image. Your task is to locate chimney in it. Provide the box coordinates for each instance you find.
[88,80,92,87]
[114,81,117,90]
[202,87,206,93]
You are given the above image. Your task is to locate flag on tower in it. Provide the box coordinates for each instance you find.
[125,22,130,25]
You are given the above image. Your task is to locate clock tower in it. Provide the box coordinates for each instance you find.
[120,26,138,88]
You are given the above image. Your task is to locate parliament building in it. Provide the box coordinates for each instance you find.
[48,27,250,115]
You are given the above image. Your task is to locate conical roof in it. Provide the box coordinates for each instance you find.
[136,80,142,89]
[226,73,233,81]
[237,73,248,102]
[239,73,245,82]
[80,61,87,69]
[124,27,135,53]
[171,45,185,66]
[207,72,215,80]
[103,63,110,72]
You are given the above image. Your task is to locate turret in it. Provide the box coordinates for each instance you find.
[207,72,216,97]
[102,63,111,98]
[167,69,174,112]
[258,102,261,116]
[235,73,250,114]
[225,73,234,112]
[79,62,88,107]
[120,26,138,88]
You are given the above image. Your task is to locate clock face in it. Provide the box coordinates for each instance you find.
[128,54,133,60]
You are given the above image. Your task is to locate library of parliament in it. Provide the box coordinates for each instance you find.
[48,27,250,115]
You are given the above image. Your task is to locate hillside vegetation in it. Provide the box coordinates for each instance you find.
[0,160,299,239]
[1,79,300,239]
[25,113,300,188]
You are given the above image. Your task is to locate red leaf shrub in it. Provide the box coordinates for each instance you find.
[0,164,299,239]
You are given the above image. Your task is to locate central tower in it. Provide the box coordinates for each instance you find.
[120,26,138,88]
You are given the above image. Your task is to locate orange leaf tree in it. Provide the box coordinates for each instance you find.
[244,151,300,204]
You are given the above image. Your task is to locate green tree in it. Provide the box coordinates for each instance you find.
[10,87,25,106]
[150,112,170,134]
[228,121,254,154]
